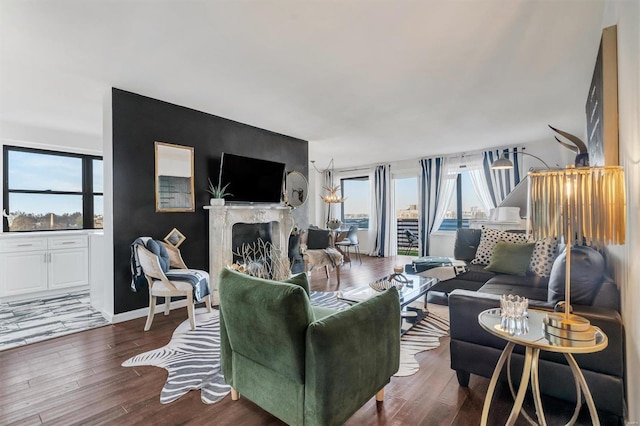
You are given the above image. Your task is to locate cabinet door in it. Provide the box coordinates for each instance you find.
[0,251,49,297]
[49,248,89,289]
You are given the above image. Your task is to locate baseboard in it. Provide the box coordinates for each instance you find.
[111,299,189,324]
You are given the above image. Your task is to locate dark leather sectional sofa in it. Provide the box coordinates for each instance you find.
[441,228,625,418]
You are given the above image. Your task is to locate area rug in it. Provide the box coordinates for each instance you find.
[122,291,449,404]
[0,290,109,351]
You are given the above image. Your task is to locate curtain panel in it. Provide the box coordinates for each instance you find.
[368,165,395,257]
[418,157,445,256]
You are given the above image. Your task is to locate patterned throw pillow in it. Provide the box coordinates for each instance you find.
[470,226,529,265]
[528,237,558,277]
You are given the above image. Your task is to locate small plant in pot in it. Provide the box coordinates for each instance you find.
[207,178,232,206]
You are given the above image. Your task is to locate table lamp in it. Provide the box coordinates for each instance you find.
[529,165,626,342]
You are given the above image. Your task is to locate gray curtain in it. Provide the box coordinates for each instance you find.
[369,165,393,257]
[418,157,444,256]
[482,148,522,207]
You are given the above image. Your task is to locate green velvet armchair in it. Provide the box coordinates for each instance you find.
[218,268,401,426]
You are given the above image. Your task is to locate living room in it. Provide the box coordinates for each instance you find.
[0,1,638,425]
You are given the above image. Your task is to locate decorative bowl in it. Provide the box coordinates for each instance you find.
[369,278,404,292]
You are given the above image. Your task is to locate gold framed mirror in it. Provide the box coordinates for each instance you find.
[284,171,308,208]
[155,141,195,212]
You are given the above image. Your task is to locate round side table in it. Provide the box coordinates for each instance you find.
[478,308,607,426]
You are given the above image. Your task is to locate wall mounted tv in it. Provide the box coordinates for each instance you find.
[218,153,285,204]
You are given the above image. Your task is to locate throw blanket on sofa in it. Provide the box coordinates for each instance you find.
[410,256,467,281]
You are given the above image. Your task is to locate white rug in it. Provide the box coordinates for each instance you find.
[122,291,450,404]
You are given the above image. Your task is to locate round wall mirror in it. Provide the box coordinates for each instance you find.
[285,171,309,208]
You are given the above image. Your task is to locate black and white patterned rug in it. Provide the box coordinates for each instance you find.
[122,291,449,404]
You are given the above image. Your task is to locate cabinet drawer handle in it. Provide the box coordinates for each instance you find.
[61,242,76,245]
[17,244,33,247]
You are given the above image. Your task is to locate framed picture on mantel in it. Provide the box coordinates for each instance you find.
[585,25,619,166]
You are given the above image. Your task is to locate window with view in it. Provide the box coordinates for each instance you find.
[3,146,103,232]
[341,176,370,229]
[439,171,487,231]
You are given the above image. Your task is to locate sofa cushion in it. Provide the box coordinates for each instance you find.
[454,228,482,261]
[484,273,550,290]
[471,226,529,265]
[478,280,549,301]
[529,237,558,277]
[548,245,605,306]
[459,264,497,283]
[484,241,536,276]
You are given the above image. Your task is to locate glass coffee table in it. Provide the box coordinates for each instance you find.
[338,274,439,334]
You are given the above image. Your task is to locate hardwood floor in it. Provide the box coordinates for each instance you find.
[0,255,620,425]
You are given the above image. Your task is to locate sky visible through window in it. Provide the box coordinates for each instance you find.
[7,152,103,216]
[346,173,483,214]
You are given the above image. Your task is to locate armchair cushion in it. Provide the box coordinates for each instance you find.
[145,239,170,272]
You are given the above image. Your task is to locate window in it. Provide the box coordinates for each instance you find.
[341,176,370,229]
[395,176,418,254]
[439,171,487,231]
[3,146,103,231]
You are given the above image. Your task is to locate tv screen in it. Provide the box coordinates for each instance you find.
[218,153,285,204]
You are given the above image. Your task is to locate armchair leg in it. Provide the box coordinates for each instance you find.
[376,388,384,402]
[205,294,212,313]
[231,387,239,400]
[186,293,196,330]
[336,265,341,287]
[164,297,171,315]
[144,295,157,331]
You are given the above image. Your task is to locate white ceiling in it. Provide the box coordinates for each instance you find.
[0,0,605,168]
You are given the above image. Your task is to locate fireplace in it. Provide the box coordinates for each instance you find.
[205,204,294,304]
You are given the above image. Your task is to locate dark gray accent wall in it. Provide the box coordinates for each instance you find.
[112,88,308,314]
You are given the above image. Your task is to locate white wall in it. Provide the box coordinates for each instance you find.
[602,1,640,422]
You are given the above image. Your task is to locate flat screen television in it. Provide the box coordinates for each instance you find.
[218,153,285,204]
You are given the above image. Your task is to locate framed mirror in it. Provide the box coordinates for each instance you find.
[284,171,308,208]
[155,141,195,212]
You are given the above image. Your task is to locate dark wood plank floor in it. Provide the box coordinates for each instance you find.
[0,255,620,425]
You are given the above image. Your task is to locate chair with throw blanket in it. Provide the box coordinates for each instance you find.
[218,268,400,426]
[301,228,344,286]
[132,237,211,331]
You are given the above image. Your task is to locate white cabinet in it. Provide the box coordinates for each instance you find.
[0,234,89,298]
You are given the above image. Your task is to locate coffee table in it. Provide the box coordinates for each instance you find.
[338,274,439,334]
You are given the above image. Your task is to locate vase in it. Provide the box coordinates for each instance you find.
[210,198,225,206]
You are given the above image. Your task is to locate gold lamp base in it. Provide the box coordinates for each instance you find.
[543,313,596,344]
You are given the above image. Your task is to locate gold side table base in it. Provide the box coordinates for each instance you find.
[478,309,607,426]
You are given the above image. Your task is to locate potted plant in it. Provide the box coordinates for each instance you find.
[207,178,232,206]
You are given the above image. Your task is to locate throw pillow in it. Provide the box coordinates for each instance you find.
[484,241,536,276]
[548,245,605,305]
[529,237,558,277]
[471,226,529,265]
[306,228,330,249]
[145,239,170,272]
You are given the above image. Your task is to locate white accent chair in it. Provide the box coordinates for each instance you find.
[136,241,211,331]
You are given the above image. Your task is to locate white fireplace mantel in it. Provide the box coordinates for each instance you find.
[204,204,294,304]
